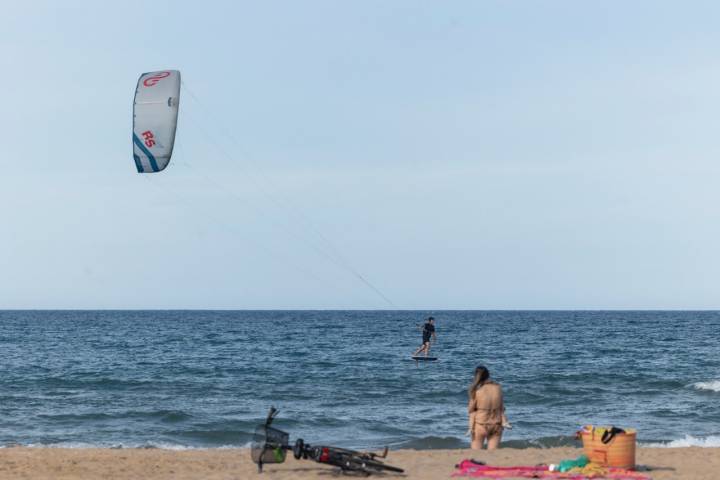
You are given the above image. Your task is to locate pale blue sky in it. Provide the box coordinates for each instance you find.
[2,1,720,309]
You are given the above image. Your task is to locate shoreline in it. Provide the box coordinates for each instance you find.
[0,446,716,479]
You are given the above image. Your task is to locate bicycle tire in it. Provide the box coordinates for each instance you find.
[343,454,404,474]
[322,446,393,462]
[359,457,404,474]
[313,448,367,473]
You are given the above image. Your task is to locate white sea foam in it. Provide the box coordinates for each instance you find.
[17,442,245,450]
[645,435,720,448]
[691,380,720,392]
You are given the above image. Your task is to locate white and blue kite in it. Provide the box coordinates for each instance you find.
[132,70,181,173]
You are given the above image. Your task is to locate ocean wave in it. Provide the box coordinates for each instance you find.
[691,380,720,392]
[35,409,194,424]
[41,376,157,391]
[170,429,254,445]
[13,441,249,450]
[15,435,720,450]
[502,435,580,449]
[645,435,720,448]
[390,436,467,450]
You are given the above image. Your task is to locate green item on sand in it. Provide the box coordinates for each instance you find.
[558,454,589,472]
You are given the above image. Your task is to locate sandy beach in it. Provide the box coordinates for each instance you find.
[0,447,716,479]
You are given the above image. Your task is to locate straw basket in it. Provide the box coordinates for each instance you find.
[580,427,636,470]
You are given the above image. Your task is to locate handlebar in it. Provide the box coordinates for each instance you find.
[265,407,279,427]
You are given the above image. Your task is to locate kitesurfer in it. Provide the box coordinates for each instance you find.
[412,316,436,357]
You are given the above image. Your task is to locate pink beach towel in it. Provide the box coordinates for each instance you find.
[452,460,651,480]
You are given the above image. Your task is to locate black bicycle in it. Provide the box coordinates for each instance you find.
[251,407,404,476]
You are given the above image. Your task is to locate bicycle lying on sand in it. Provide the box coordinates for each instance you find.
[251,407,404,475]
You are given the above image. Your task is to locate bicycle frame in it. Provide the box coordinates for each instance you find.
[251,407,403,475]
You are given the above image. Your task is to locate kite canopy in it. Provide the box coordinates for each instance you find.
[132,70,181,173]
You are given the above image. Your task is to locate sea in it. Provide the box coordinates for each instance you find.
[1,310,718,450]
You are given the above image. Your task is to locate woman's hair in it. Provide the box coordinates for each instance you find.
[468,365,490,400]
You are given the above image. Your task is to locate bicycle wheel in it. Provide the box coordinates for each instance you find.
[360,458,404,474]
[343,454,405,474]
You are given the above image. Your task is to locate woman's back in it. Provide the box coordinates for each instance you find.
[467,366,506,450]
[470,382,504,424]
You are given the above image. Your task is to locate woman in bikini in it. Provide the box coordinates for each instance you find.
[467,365,510,450]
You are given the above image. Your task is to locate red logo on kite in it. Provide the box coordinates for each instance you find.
[142,130,156,148]
[143,72,171,87]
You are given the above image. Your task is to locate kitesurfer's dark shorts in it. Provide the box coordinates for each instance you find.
[422,335,431,344]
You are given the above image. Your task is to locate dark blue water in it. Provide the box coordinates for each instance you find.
[1,311,719,449]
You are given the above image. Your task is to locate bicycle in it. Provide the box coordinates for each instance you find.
[251,407,404,476]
